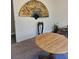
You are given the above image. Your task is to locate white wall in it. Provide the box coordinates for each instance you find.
[13,0,55,42]
[13,0,68,42]
[53,0,68,27]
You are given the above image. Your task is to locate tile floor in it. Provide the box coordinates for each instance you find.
[11,37,68,59]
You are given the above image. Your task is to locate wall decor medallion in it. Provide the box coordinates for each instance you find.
[19,0,49,19]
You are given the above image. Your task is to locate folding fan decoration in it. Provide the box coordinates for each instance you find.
[19,0,49,19]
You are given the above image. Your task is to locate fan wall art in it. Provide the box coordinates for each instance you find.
[19,0,49,19]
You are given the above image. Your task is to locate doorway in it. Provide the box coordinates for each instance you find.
[11,0,16,44]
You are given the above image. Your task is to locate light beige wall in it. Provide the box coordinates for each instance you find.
[12,0,68,42]
[53,0,68,27]
[13,0,55,42]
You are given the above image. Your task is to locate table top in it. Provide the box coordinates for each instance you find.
[35,32,68,54]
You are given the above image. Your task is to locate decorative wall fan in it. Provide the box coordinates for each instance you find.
[19,0,49,19]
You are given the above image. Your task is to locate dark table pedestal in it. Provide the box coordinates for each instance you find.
[38,53,55,59]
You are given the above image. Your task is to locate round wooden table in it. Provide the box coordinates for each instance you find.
[35,32,68,59]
